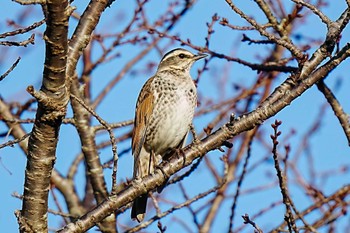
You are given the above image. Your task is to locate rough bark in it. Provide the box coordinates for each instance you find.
[19,0,70,232]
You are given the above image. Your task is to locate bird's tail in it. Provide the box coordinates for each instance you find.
[131,147,157,222]
[131,194,148,222]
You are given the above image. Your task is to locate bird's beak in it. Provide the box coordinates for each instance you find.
[194,53,208,60]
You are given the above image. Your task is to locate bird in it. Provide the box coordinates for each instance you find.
[131,48,207,222]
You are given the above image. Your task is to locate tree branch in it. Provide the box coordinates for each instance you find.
[66,0,117,231]
[0,57,21,81]
[19,0,70,232]
[317,80,350,146]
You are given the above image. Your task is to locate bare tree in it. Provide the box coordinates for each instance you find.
[1,0,350,232]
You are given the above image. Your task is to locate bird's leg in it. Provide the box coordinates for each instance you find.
[163,144,187,166]
[148,150,154,175]
[189,123,200,144]
[150,150,162,174]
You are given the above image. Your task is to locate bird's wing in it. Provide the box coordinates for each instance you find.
[132,77,154,159]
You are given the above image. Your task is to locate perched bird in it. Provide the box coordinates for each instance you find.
[131,48,207,222]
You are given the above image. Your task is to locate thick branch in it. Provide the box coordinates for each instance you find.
[0,98,84,221]
[19,0,70,232]
[67,0,110,83]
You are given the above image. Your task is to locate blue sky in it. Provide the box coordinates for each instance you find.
[1,0,350,232]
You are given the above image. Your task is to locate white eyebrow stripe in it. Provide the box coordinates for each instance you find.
[160,49,194,63]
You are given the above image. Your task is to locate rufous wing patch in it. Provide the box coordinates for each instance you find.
[132,78,154,159]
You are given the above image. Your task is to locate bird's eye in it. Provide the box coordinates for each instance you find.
[178,53,185,59]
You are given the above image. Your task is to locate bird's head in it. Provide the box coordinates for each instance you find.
[157,48,207,72]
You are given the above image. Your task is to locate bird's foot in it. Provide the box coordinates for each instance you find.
[155,163,169,181]
[175,148,186,166]
[155,163,170,193]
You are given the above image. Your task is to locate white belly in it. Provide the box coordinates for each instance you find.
[151,90,195,155]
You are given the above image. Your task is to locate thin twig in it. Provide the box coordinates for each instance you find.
[204,14,219,49]
[50,188,70,225]
[126,182,224,233]
[150,193,162,216]
[317,80,350,146]
[167,157,203,186]
[224,0,305,61]
[271,120,298,232]
[0,19,45,39]
[179,182,200,228]
[242,214,263,233]
[0,133,31,149]
[254,0,283,36]
[0,34,35,47]
[234,201,282,233]
[0,57,21,81]
[219,17,272,30]
[228,129,257,232]
[274,185,350,231]
[93,119,133,132]
[291,0,332,26]
[70,94,119,195]
[283,145,318,232]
